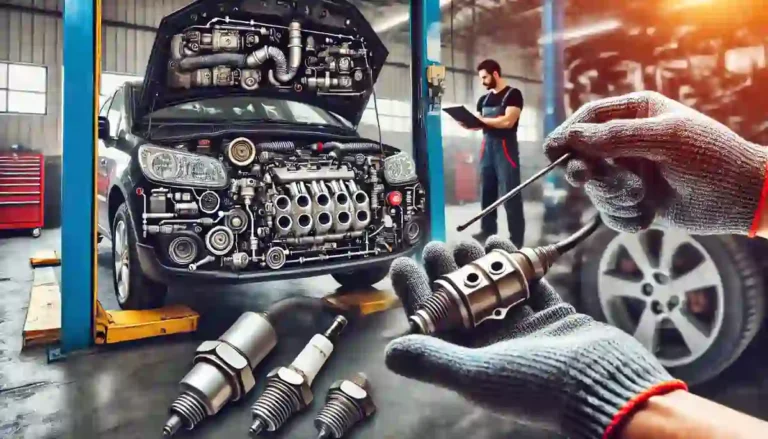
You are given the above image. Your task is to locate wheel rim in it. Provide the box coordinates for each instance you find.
[113,220,130,304]
[597,227,725,368]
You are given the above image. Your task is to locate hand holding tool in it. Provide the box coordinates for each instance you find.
[544,90,768,236]
[384,237,688,439]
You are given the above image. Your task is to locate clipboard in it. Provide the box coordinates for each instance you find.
[442,106,486,129]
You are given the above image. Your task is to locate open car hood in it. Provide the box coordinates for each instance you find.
[137,0,388,126]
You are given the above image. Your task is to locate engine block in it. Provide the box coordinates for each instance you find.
[139,139,425,272]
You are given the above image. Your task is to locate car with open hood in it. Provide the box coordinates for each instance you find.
[97,0,426,309]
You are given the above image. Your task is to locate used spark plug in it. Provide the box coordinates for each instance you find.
[249,315,348,437]
[314,373,376,439]
[409,216,602,335]
[162,312,278,437]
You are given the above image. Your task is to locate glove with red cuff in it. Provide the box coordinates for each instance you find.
[385,238,688,439]
[543,91,768,237]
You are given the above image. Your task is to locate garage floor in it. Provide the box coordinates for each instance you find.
[1,203,767,439]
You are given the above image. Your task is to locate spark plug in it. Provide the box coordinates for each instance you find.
[249,315,348,437]
[409,216,602,335]
[314,373,376,439]
[162,312,278,437]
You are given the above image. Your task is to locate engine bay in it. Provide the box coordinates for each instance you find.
[166,16,372,96]
[138,137,425,273]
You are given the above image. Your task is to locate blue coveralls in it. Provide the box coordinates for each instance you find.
[479,87,525,247]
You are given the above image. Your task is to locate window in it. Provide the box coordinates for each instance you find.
[107,90,124,138]
[101,72,143,108]
[0,62,47,115]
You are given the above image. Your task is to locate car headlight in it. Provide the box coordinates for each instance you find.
[383,151,418,186]
[138,144,228,189]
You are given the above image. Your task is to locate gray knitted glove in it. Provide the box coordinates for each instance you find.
[544,90,768,235]
[385,238,687,439]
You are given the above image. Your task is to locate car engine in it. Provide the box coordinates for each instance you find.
[166,16,372,95]
[138,138,425,272]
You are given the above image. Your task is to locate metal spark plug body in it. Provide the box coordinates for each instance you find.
[409,245,559,335]
[163,312,278,437]
[249,316,348,437]
[314,373,376,439]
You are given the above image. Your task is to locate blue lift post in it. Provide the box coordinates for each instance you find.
[61,0,97,354]
[542,0,566,136]
[410,0,446,242]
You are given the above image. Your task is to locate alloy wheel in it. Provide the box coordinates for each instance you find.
[597,227,725,367]
[113,219,130,304]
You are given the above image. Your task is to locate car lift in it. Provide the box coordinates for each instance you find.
[53,0,563,357]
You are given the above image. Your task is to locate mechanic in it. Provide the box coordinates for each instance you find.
[385,91,768,439]
[461,59,526,247]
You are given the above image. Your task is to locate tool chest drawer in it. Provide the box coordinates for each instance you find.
[0,153,44,235]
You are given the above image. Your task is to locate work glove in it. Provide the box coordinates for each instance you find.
[543,90,768,235]
[385,239,687,439]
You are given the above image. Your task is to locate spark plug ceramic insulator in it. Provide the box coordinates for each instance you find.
[248,316,348,437]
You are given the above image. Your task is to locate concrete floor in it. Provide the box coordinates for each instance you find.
[1,203,767,439]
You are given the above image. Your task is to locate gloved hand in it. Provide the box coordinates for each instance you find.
[543,90,768,235]
[385,238,687,439]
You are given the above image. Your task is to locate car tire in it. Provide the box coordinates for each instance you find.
[112,203,168,310]
[332,263,391,290]
[577,226,764,386]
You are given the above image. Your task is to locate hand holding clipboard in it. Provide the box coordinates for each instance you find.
[443,106,487,130]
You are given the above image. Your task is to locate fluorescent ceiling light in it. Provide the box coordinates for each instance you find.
[539,19,622,45]
[372,0,453,33]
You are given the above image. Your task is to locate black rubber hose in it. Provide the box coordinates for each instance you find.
[264,296,347,326]
[257,141,295,153]
[554,214,603,255]
[315,142,381,155]
[178,53,248,70]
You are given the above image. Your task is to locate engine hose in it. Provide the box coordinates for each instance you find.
[258,141,295,153]
[264,296,347,327]
[244,22,302,86]
[178,53,247,70]
[315,142,381,155]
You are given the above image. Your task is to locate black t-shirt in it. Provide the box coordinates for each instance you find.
[476,86,524,140]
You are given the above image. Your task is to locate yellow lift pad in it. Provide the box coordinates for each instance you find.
[94,302,199,345]
[29,250,61,268]
[23,250,199,347]
[325,288,401,316]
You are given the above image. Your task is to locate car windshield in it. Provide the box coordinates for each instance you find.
[147,96,349,127]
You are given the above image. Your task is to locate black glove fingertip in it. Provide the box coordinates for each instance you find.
[423,241,459,282]
[390,257,433,315]
[485,235,518,253]
[453,240,485,267]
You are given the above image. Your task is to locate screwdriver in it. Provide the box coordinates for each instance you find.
[457,152,572,232]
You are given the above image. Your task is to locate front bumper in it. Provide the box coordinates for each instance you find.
[136,242,418,285]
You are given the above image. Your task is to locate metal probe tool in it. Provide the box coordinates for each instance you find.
[457,152,572,232]
[409,215,602,335]
[249,315,348,437]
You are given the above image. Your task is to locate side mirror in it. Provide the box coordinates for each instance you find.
[98,116,110,140]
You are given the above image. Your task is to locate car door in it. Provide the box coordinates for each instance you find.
[97,88,125,236]
[97,93,114,235]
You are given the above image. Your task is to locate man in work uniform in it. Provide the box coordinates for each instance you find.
[462,59,525,247]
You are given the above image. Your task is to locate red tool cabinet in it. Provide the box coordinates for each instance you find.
[0,153,44,237]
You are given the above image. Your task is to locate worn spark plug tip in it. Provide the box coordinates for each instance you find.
[323,315,348,342]
[317,426,334,439]
[162,414,183,437]
[249,418,266,437]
